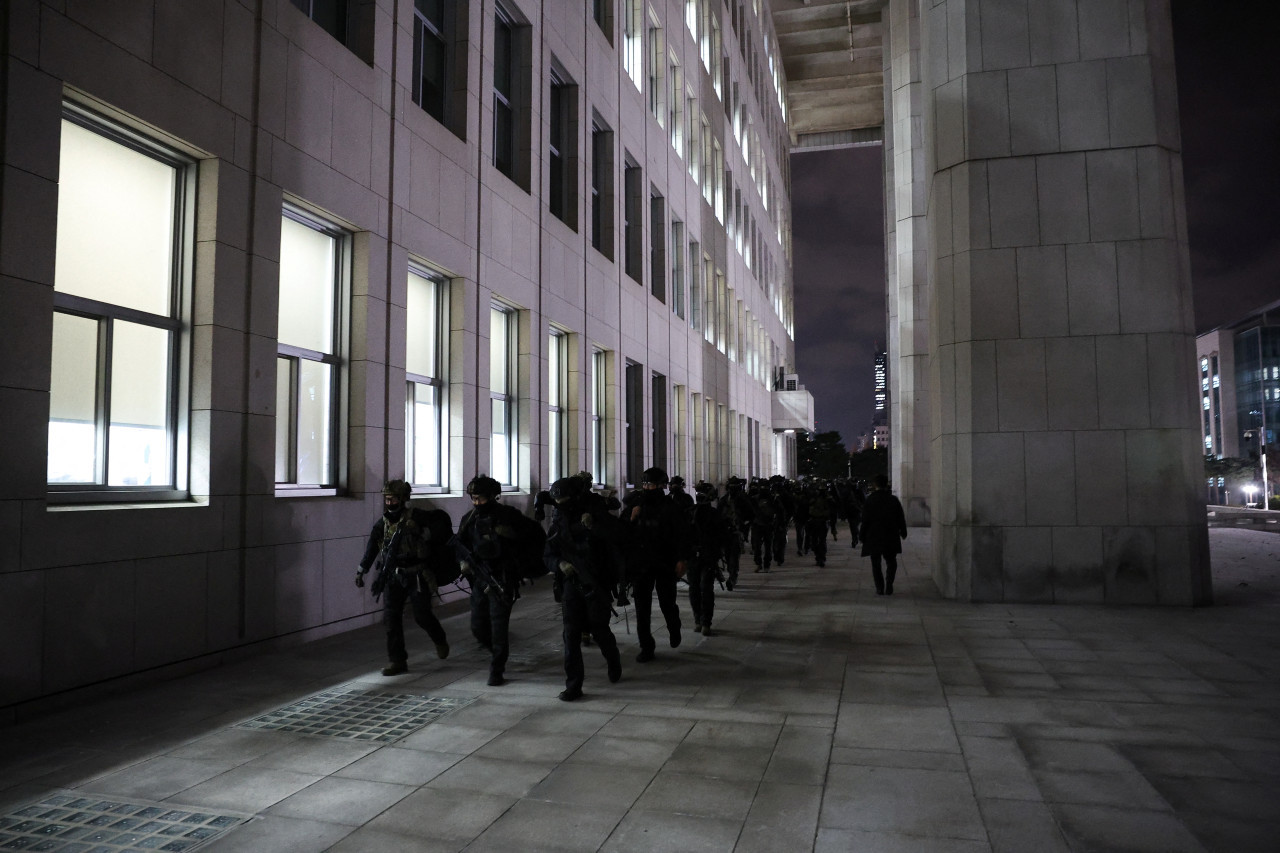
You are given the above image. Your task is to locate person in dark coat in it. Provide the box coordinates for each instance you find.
[858,474,907,595]
[545,476,622,701]
[356,480,451,675]
[622,467,692,662]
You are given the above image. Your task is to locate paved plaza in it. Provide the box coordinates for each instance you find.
[2,525,1278,852]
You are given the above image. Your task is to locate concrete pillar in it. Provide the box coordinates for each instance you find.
[884,0,932,525]
[909,0,1211,604]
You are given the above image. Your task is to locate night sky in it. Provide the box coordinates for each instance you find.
[791,1,1280,448]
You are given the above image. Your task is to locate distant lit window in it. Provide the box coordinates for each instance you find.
[623,0,643,89]
[48,105,194,497]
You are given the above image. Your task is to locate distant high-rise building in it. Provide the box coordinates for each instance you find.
[873,346,887,425]
[1196,299,1280,461]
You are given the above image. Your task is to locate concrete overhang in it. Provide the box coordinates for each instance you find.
[771,0,886,150]
[772,389,816,432]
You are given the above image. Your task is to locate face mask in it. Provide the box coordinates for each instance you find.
[384,503,403,520]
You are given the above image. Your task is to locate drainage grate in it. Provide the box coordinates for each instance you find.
[237,687,471,742]
[0,793,249,852]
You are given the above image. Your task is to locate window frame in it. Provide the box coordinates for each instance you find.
[547,327,569,483]
[489,302,520,489]
[591,348,608,487]
[405,264,450,492]
[275,204,351,494]
[548,65,578,229]
[48,103,196,502]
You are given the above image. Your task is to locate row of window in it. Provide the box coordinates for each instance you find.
[46,105,772,499]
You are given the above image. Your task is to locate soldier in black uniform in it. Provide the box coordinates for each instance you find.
[455,474,526,685]
[792,484,810,556]
[545,477,623,700]
[769,477,794,566]
[749,486,779,572]
[689,481,732,635]
[668,475,695,510]
[717,476,752,590]
[356,480,451,675]
[805,483,834,568]
[623,467,692,662]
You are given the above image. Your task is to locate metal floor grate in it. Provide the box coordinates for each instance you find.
[0,793,248,852]
[237,687,471,742]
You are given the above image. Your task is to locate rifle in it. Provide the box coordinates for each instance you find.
[449,535,511,600]
[370,523,406,602]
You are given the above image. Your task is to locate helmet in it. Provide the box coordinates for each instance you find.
[549,476,584,504]
[669,475,686,488]
[575,469,594,484]
[466,474,502,499]
[382,479,411,502]
[640,466,669,487]
[694,481,717,503]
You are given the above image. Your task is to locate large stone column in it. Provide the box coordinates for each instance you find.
[884,0,932,525]
[914,0,1211,604]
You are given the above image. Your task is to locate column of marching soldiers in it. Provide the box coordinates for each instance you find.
[357,468,903,702]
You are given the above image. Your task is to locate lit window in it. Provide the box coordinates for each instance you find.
[689,239,702,332]
[406,267,448,489]
[276,207,349,489]
[650,190,666,302]
[48,105,194,497]
[490,304,519,487]
[671,220,685,319]
[623,0,643,90]
[591,349,608,486]
[669,59,683,153]
[548,329,569,482]
[648,16,664,124]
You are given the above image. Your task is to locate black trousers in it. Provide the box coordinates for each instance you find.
[771,523,789,564]
[633,570,680,652]
[384,575,446,663]
[470,585,513,677]
[750,526,774,568]
[561,583,620,691]
[806,520,828,564]
[724,535,742,584]
[687,559,717,627]
[869,553,898,593]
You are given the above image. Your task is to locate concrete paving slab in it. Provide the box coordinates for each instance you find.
[4,525,1280,852]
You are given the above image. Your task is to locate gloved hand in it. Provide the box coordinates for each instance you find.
[355,570,366,588]
[559,560,576,578]
[495,524,518,539]
[459,560,473,577]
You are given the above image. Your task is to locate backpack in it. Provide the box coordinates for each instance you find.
[411,507,462,587]
[506,507,549,581]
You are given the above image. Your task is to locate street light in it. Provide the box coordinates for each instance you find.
[1244,484,1259,508]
